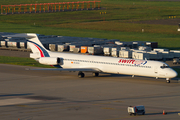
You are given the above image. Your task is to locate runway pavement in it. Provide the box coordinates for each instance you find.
[0,64,180,120]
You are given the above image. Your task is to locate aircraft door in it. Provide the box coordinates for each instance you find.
[154,66,158,74]
[59,58,64,65]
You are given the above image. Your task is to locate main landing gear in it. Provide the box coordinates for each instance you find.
[78,72,99,78]
[166,78,170,83]
[78,71,85,78]
[93,72,99,77]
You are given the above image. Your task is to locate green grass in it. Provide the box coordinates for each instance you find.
[0,56,53,67]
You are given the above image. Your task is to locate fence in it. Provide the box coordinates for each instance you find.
[1,1,101,15]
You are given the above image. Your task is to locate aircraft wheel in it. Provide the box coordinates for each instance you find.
[93,72,99,77]
[166,80,170,83]
[78,72,85,78]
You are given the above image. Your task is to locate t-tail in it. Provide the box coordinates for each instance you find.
[3,33,50,59]
[3,33,61,66]
[26,33,50,59]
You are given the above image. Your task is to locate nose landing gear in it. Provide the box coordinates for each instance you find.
[166,78,170,83]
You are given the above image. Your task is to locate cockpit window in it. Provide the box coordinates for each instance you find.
[160,64,169,69]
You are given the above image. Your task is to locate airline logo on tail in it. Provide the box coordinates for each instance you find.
[118,59,147,65]
[28,40,50,57]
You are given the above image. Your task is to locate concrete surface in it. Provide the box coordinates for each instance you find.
[0,64,180,120]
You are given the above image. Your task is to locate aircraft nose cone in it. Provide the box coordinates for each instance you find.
[171,70,178,78]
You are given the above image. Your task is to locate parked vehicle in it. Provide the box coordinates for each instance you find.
[128,105,145,116]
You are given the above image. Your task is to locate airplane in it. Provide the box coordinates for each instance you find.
[3,33,177,83]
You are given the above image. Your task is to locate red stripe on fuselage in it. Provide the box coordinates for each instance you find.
[33,44,44,57]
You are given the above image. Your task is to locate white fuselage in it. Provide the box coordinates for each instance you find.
[48,51,177,79]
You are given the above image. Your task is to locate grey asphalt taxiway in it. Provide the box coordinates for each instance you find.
[0,64,180,120]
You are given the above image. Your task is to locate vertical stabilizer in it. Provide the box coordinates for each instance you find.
[2,33,50,58]
[26,33,50,58]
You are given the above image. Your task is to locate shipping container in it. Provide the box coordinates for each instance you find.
[170,50,180,58]
[132,52,149,60]
[57,44,69,52]
[147,51,162,60]
[111,47,120,51]
[111,47,120,57]
[88,46,103,55]
[103,47,112,56]
[69,45,76,52]
[73,47,80,53]
[119,50,132,58]
[111,50,119,57]
[161,51,174,59]
[138,46,151,51]
[153,48,169,52]
[81,46,88,53]
[27,43,31,50]
[49,44,57,51]
[0,41,5,47]
[19,42,27,49]
[7,41,20,48]
[121,47,130,50]
[57,45,64,52]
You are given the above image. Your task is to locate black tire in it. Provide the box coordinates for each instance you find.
[78,72,85,78]
[78,74,82,78]
[166,80,170,83]
[93,72,99,77]
[81,73,85,77]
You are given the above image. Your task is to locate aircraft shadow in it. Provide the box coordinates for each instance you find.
[0,93,33,97]
[145,111,180,115]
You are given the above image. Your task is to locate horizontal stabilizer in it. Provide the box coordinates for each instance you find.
[2,33,37,39]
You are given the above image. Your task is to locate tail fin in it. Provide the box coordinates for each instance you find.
[2,33,50,58]
[26,33,50,58]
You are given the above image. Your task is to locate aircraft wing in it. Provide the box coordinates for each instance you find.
[26,68,101,72]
